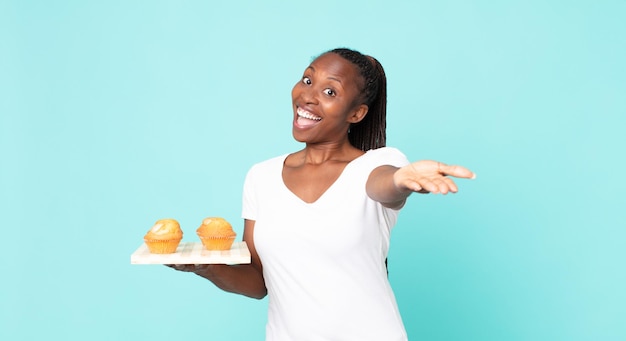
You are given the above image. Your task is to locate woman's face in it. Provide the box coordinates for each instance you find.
[291,53,368,145]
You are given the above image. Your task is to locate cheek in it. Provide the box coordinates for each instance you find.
[291,83,301,101]
[321,100,352,120]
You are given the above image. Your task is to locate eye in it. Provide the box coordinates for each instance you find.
[324,88,336,96]
[302,77,312,85]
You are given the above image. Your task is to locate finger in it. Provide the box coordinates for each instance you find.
[194,264,210,272]
[439,164,476,179]
[432,178,450,195]
[405,177,433,193]
[418,178,440,194]
[166,264,193,272]
[404,179,424,193]
[437,179,449,194]
[441,177,458,193]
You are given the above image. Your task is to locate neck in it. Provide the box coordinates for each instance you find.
[300,140,363,165]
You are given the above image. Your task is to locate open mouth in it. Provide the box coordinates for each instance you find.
[296,107,322,127]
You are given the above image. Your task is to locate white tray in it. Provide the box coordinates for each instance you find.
[130,241,250,265]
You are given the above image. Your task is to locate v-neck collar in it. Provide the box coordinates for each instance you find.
[280,151,369,205]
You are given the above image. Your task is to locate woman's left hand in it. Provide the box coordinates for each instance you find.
[394,160,475,194]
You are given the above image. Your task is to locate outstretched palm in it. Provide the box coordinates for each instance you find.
[394,160,475,194]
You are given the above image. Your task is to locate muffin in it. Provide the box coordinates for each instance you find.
[196,217,236,250]
[143,218,183,254]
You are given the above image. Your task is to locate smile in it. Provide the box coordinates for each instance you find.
[297,107,322,121]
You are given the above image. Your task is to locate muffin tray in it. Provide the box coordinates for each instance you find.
[130,241,250,265]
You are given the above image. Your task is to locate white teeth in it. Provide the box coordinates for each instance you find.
[297,108,322,121]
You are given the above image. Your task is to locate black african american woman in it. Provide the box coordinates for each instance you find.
[170,48,475,341]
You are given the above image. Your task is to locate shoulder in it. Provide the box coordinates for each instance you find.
[362,147,410,167]
[365,146,404,156]
[245,154,288,177]
[251,154,288,168]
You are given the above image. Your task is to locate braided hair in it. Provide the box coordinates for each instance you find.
[328,48,387,151]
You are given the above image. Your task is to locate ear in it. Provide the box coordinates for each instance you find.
[348,104,368,124]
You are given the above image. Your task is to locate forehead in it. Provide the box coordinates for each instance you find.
[309,53,360,82]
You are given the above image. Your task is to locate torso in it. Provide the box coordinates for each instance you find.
[242,147,410,341]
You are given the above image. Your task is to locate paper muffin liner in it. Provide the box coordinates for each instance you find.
[198,235,236,251]
[144,238,182,254]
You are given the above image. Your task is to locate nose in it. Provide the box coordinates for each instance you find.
[298,84,318,105]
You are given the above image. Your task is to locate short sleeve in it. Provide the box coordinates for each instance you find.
[365,147,410,170]
[241,165,257,221]
[364,147,411,218]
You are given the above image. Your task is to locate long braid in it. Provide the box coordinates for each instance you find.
[329,48,387,151]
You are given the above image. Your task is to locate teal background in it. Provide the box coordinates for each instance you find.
[1,1,624,340]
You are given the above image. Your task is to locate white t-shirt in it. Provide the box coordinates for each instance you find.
[242,147,410,341]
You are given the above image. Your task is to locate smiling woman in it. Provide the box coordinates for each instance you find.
[168,47,475,341]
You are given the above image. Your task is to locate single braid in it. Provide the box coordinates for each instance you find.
[329,48,387,151]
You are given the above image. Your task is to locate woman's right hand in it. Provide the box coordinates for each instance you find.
[164,219,267,299]
[165,263,227,275]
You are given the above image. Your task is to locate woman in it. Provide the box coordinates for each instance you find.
[170,48,475,340]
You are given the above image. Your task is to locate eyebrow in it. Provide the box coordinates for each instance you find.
[307,66,343,84]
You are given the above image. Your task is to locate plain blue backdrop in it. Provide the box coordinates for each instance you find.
[1,1,624,340]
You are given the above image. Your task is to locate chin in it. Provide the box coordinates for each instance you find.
[292,131,307,143]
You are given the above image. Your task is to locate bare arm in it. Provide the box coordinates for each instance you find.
[367,160,476,209]
[167,219,267,299]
